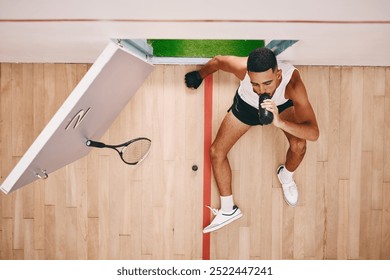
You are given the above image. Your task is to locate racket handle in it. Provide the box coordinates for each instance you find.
[86,140,106,148]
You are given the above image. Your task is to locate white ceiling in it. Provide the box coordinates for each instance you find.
[1,0,389,66]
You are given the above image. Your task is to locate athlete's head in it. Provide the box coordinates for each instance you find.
[247,47,277,73]
[247,48,281,96]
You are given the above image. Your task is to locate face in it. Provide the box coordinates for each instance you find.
[248,68,281,96]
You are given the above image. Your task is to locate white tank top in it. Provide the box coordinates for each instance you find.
[237,61,297,109]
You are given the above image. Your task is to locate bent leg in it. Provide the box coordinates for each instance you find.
[210,111,251,196]
[279,107,307,171]
[277,107,306,207]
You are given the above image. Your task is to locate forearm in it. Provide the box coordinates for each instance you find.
[278,120,319,141]
[185,55,246,89]
[198,56,222,79]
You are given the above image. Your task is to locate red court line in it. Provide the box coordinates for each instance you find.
[202,75,213,260]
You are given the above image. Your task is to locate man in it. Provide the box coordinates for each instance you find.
[184,48,319,233]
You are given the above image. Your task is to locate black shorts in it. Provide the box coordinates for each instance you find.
[228,91,294,126]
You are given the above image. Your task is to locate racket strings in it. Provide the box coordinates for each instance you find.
[121,139,151,164]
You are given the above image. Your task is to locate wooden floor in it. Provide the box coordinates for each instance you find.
[0,63,389,260]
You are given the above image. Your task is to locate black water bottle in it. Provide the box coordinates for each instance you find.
[258,93,273,125]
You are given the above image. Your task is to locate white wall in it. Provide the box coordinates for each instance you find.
[0,0,389,65]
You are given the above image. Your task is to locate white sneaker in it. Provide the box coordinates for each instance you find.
[203,205,243,233]
[277,165,299,207]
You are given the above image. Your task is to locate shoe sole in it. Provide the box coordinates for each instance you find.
[203,213,243,234]
[277,165,298,207]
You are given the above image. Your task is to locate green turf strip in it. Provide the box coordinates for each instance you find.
[148,40,264,57]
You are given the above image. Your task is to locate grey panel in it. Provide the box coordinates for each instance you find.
[1,41,154,193]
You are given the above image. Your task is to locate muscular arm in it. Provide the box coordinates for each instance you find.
[266,71,319,141]
[198,55,247,81]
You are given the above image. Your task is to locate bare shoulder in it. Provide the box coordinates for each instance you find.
[285,69,308,103]
[285,69,318,127]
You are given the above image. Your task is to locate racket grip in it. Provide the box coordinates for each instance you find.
[86,140,106,148]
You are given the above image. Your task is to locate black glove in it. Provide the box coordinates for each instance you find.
[258,93,274,125]
[185,71,203,89]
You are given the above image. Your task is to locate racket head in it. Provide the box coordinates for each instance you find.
[120,137,151,165]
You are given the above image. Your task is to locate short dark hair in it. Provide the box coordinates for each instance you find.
[247,48,277,72]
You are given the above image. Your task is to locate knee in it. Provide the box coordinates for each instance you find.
[210,143,226,163]
[289,138,306,155]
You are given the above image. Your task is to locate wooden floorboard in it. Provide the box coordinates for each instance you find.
[0,63,389,259]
